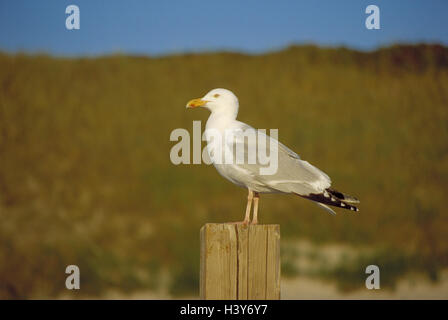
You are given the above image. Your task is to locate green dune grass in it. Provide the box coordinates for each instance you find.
[0,44,447,298]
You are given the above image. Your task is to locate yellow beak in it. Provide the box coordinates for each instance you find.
[186,98,208,109]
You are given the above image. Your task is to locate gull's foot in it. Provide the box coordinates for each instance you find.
[250,219,258,225]
[227,220,250,226]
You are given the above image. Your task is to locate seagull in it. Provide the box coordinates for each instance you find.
[186,88,359,225]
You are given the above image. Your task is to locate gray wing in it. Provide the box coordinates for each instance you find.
[227,122,332,195]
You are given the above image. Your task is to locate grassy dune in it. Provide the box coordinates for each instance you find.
[0,44,447,298]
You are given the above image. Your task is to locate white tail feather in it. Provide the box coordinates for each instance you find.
[315,202,336,215]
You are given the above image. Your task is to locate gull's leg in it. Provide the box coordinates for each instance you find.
[227,189,253,225]
[242,189,254,225]
[251,192,260,225]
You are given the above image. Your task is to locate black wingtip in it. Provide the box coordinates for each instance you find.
[327,188,360,204]
[295,192,359,212]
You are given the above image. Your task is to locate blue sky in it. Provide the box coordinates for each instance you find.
[0,0,447,56]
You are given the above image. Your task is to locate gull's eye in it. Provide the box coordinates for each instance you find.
[213,93,220,98]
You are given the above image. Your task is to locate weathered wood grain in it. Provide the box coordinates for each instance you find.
[200,223,280,300]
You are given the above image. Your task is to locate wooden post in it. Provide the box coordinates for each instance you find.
[200,223,280,300]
